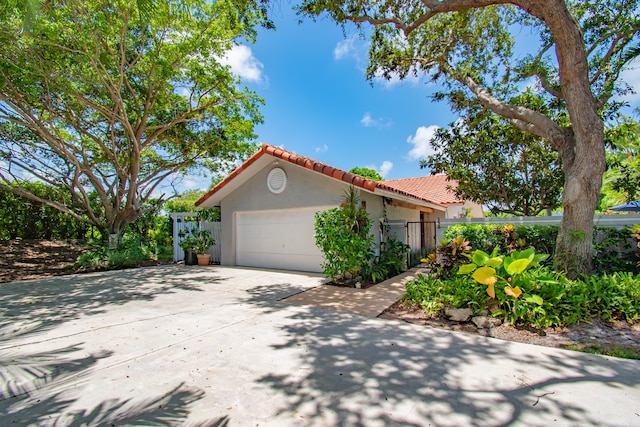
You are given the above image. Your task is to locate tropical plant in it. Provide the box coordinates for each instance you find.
[493,224,530,254]
[378,237,410,276]
[314,187,374,282]
[421,236,472,278]
[178,227,214,254]
[458,247,549,300]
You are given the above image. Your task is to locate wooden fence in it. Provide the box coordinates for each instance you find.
[170,212,221,263]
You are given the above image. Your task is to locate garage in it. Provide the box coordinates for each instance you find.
[235,207,328,272]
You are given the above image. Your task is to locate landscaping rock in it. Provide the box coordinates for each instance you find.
[472,316,502,329]
[444,307,472,322]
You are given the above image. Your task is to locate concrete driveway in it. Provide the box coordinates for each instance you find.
[1,265,639,426]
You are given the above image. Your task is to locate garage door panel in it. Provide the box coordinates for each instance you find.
[236,207,329,272]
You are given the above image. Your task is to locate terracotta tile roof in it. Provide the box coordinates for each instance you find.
[196,143,451,207]
[383,175,463,205]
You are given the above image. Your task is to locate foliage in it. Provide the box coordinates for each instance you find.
[458,247,549,301]
[178,227,214,254]
[377,237,410,276]
[0,0,267,236]
[443,224,497,252]
[443,223,639,274]
[580,273,640,323]
[349,166,383,181]
[602,117,640,206]
[423,104,564,216]
[632,224,640,268]
[299,0,640,275]
[457,246,587,328]
[404,274,489,316]
[0,182,91,240]
[164,190,221,222]
[592,226,639,274]
[421,236,472,278]
[314,189,373,282]
[74,237,163,271]
[406,253,640,329]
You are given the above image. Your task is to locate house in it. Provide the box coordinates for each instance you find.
[196,143,483,273]
[383,175,485,220]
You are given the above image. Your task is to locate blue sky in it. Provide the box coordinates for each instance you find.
[179,6,640,192]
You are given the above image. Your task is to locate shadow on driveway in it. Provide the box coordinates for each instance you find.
[244,283,640,426]
[1,267,639,426]
[0,266,229,426]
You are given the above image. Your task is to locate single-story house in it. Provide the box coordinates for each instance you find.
[196,143,483,273]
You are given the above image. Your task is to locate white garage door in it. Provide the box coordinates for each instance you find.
[236,207,329,272]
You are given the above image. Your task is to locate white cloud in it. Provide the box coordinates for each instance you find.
[407,125,440,161]
[620,58,640,104]
[315,144,328,153]
[379,160,393,178]
[365,161,393,179]
[361,112,374,127]
[334,37,356,60]
[360,112,392,128]
[219,45,263,83]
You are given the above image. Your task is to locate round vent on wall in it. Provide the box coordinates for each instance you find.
[267,167,287,194]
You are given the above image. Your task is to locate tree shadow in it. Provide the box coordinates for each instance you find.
[0,265,228,326]
[0,266,235,426]
[244,283,640,426]
[0,321,226,426]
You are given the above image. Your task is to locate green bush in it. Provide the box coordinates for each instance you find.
[378,238,410,276]
[74,237,158,271]
[404,273,488,316]
[444,223,558,256]
[444,223,639,274]
[404,264,640,329]
[314,207,373,282]
[443,224,497,251]
[580,272,640,323]
[593,226,639,274]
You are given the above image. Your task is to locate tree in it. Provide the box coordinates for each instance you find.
[601,116,640,207]
[300,0,640,274]
[349,166,383,181]
[424,98,564,217]
[0,0,269,237]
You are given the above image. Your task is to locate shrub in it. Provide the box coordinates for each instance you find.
[593,226,639,274]
[444,224,558,257]
[403,273,488,316]
[378,237,410,277]
[74,237,157,271]
[314,206,373,282]
[420,236,472,278]
[580,272,640,323]
[404,245,640,329]
[443,224,496,251]
[444,223,640,274]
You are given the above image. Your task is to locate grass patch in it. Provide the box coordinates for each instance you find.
[565,344,640,360]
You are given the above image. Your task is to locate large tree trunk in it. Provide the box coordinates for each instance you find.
[536,0,607,276]
[554,152,604,275]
